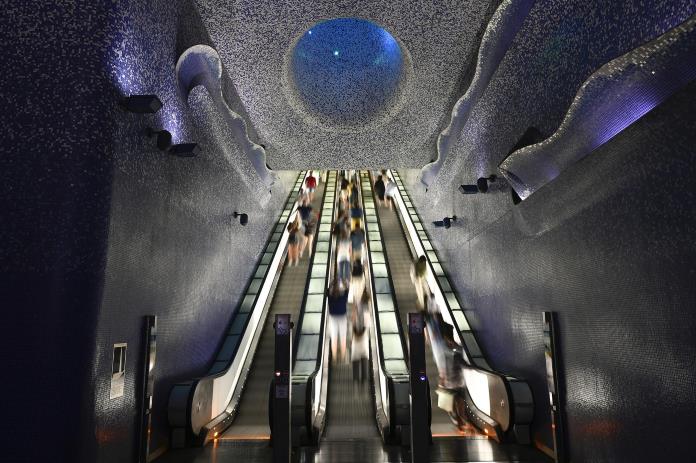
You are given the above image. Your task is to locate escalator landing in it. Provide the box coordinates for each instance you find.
[156,437,552,462]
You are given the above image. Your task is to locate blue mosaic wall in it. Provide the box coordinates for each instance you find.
[0,1,294,462]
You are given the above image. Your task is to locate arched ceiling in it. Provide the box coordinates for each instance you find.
[194,0,498,169]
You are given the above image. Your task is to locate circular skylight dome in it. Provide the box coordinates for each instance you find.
[290,18,405,126]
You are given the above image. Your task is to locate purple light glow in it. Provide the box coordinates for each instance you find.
[594,90,662,147]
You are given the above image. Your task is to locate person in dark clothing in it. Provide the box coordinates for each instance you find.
[374,175,386,207]
[327,281,349,362]
[287,220,300,266]
[349,180,359,205]
[350,223,365,260]
[350,199,363,229]
[297,198,313,224]
[301,211,318,258]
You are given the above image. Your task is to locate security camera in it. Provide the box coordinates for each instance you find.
[433,216,456,229]
[169,143,200,158]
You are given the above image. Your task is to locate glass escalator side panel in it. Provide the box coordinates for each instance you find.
[217,335,241,361]
[453,310,470,331]
[229,313,249,334]
[373,277,391,294]
[384,359,408,375]
[372,263,388,278]
[308,278,325,294]
[378,312,399,334]
[239,294,257,313]
[305,294,324,312]
[445,292,461,310]
[294,360,316,376]
[301,312,323,335]
[297,334,320,360]
[311,264,327,278]
[247,278,263,295]
[381,333,404,359]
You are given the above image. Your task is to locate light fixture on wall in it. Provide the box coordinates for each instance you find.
[233,211,248,226]
[458,184,479,195]
[120,95,163,113]
[433,215,456,229]
[145,127,172,151]
[476,175,497,193]
[459,175,497,194]
[169,143,200,158]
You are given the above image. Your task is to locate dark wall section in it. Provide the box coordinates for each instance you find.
[403,82,696,461]
[0,1,294,462]
[0,2,114,462]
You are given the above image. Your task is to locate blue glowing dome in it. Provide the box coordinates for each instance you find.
[291,18,404,124]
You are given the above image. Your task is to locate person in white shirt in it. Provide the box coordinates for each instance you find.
[384,178,398,210]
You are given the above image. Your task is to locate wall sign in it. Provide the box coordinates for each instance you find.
[110,343,127,399]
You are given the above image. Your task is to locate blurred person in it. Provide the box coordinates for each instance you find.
[297,198,313,256]
[348,260,365,305]
[350,198,363,229]
[287,221,300,266]
[301,211,318,258]
[327,280,349,363]
[384,176,398,210]
[374,175,386,207]
[410,255,429,308]
[305,171,317,201]
[336,229,352,288]
[351,288,371,383]
[423,294,447,386]
[349,179,359,205]
[339,174,350,204]
[334,208,350,237]
[350,222,365,261]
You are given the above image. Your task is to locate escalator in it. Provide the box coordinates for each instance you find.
[222,173,331,439]
[321,172,382,444]
[167,171,331,444]
[380,169,536,444]
[371,176,475,437]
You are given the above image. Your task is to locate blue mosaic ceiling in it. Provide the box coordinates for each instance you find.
[291,18,404,125]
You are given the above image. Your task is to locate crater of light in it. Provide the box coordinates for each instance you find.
[291,18,403,124]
